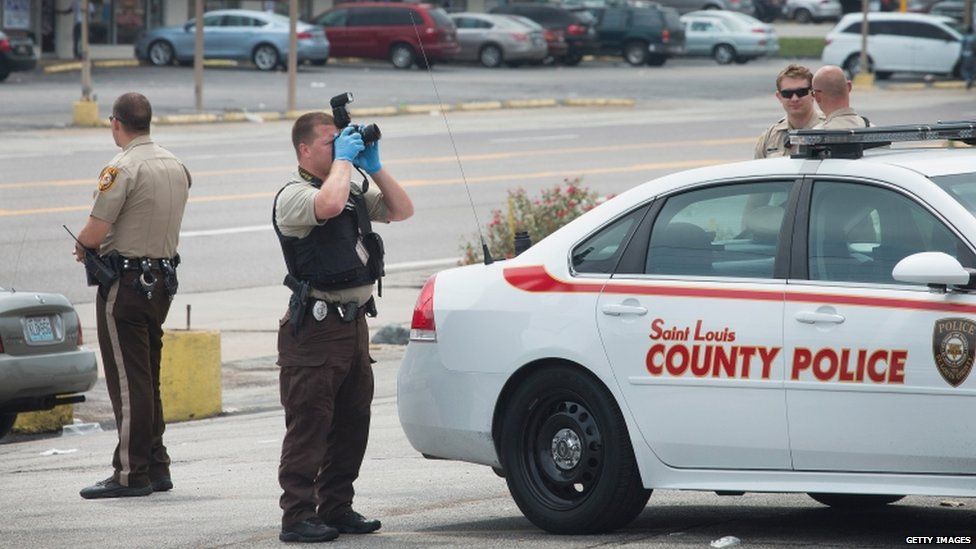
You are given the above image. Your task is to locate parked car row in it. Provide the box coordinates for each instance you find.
[0,30,37,83]
[821,12,963,79]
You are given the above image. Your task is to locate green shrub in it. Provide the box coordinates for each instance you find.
[459,178,603,265]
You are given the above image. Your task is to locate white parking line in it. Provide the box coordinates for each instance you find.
[490,134,579,144]
[180,225,271,237]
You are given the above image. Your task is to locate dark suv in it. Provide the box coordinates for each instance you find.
[0,30,37,82]
[572,5,686,66]
[313,3,460,69]
[489,4,598,65]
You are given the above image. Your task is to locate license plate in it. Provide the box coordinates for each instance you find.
[14,45,30,56]
[25,316,55,343]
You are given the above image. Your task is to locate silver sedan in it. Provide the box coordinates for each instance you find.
[680,11,779,64]
[0,288,96,439]
[135,9,329,71]
[450,13,548,68]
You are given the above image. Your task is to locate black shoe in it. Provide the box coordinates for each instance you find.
[279,518,339,543]
[327,510,381,534]
[151,477,173,492]
[80,477,153,500]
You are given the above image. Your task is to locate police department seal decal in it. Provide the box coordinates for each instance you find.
[932,317,975,388]
[97,166,119,192]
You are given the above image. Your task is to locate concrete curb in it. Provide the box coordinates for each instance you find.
[887,80,967,92]
[74,97,635,127]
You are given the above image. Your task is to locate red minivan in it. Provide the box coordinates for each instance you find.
[313,3,460,69]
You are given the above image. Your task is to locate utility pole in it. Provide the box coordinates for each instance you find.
[80,0,91,101]
[854,0,875,88]
[966,0,973,30]
[287,0,298,114]
[194,0,205,112]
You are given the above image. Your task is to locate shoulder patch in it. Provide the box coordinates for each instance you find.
[97,166,119,192]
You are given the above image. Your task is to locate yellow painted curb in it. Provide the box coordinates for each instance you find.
[933,81,965,90]
[400,103,453,114]
[157,113,219,124]
[562,97,635,107]
[457,101,504,111]
[44,62,82,74]
[12,404,73,434]
[350,106,399,117]
[203,59,239,67]
[160,330,222,422]
[503,98,559,108]
[887,83,927,91]
[96,59,140,68]
[73,100,100,126]
[256,111,282,122]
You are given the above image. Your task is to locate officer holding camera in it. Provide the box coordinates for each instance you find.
[272,99,413,543]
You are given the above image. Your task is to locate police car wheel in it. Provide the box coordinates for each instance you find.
[500,366,651,534]
[808,493,905,508]
[0,413,16,439]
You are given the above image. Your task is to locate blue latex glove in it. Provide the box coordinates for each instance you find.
[333,126,364,163]
[354,130,382,175]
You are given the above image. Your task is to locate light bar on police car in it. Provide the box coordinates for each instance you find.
[791,121,976,147]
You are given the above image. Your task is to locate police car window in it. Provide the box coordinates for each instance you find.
[933,173,976,215]
[808,181,975,285]
[572,207,647,274]
[646,182,791,278]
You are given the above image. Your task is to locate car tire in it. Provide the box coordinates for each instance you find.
[842,52,872,77]
[391,43,416,69]
[0,413,16,439]
[500,366,652,534]
[646,54,667,67]
[479,44,504,68]
[795,8,813,23]
[252,43,280,71]
[148,40,175,66]
[713,43,736,65]
[0,64,9,82]
[623,41,649,66]
[808,493,905,508]
[561,52,584,66]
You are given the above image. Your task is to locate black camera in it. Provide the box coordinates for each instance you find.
[330,92,381,146]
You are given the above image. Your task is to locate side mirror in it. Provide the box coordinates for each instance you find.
[892,252,973,289]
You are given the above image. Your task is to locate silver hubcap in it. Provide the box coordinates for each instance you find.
[393,48,412,67]
[255,47,276,69]
[551,428,582,470]
[482,47,500,67]
[717,47,732,63]
[150,43,170,65]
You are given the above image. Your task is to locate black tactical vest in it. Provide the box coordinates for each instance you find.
[273,169,385,293]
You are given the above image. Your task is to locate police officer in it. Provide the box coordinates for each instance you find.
[273,112,413,543]
[812,65,869,129]
[74,92,190,499]
[754,64,824,159]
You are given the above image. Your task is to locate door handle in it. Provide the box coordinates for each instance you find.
[602,303,648,316]
[794,311,845,324]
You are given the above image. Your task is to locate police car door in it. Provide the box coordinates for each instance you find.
[784,178,976,474]
[595,180,796,469]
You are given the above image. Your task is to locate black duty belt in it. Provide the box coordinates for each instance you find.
[119,256,179,272]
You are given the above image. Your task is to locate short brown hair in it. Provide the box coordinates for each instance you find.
[292,112,336,157]
[775,64,813,91]
[112,92,152,133]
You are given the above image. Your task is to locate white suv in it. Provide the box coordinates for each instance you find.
[822,12,962,79]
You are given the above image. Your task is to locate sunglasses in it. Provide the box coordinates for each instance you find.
[779,87,811,99]
[109,114,126,124]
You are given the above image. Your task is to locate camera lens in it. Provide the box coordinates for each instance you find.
[361,124,382,146]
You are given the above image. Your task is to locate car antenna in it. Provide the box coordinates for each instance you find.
[409,15,493,266]
[5,227,28,292]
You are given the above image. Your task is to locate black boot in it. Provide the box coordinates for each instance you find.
[80,477,152,499]
[279,518,339,543]
[326,510,381,534]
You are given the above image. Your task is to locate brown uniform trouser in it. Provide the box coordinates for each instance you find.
[96,272,172,487]
[277,306,373,528]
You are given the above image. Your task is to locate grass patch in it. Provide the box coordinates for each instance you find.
[778,37,825,59]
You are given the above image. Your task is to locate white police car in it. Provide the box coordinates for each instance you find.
[398,123,976,534]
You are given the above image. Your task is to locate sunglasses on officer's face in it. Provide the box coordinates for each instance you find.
[109,114,126,124]
[779,87,812,99]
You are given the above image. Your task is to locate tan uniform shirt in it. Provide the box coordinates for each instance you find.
[754,112,824,159]
[814,107,868,130]
[275,173,390,305]
[91,135,190,258]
